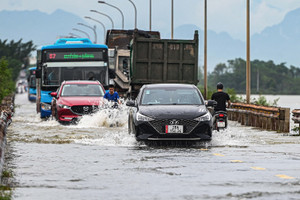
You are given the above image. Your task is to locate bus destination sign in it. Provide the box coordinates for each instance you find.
[46,51,103,61]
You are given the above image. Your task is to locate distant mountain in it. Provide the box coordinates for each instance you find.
[174,24,245,71]
[0,9,87,46]
[174,7,300,70]
[252,7,300,67]
[1,8,300,71]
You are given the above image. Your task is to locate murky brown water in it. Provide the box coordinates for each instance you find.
[6,93,300,200]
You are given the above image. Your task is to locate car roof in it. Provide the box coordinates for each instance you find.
[143,83,196,89]
[62,80,101,85]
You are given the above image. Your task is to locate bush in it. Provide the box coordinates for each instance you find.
[0,58,15,102]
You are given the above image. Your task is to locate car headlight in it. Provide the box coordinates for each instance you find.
[136,112,154,122]
[41,103,51,111]
[194,112,211,122]
[58,104,71,109]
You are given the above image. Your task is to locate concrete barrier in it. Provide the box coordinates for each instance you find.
[227,103,290,133]
[0,94,15,174]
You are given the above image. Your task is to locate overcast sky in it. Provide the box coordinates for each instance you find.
[2,0,300,41]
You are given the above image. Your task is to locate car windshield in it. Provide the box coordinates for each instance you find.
[141,88,203,105]
[61,84,104,97]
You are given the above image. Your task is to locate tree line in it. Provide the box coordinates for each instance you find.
[0,39,36,101]
[200,58,300,95]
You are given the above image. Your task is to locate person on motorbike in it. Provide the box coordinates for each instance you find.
[104,84,121,106]
[211,82,231,128]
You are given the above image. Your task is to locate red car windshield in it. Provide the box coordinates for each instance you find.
[61,84,104,97]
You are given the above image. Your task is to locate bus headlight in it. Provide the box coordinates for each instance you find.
[194,112,211,122]
[59,104,71,109]
[41,103,51,111]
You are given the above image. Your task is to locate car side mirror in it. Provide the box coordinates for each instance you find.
[126,100,136,107]
[206,100,217,107]
[50,92,57,98]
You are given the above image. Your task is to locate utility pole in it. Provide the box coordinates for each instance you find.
[128,0,137,29]
[85,16,106,43]
[98,1,124,29]
[257,69,259,93]
[171,0,174,39]
[149,0,152,31]
[204,0,208,100]
[246,0,251,103]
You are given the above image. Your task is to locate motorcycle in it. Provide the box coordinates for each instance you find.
[213,111,227,131]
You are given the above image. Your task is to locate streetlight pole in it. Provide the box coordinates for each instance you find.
[128,0,137,29]
[246,0,251,104]
[204,0,207,100]
[72,28,90,39]
[84,16,106,43]
[77,23,97,44]
[149,0,152,31]
[98,1,124,29]
[90,10,114,29]
[171,0,174,39]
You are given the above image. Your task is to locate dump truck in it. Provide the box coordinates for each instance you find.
[106,29,199,98]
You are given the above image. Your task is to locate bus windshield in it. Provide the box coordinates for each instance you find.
[29,75,36,88]
[42,66,107,86]
[40,47,108,87]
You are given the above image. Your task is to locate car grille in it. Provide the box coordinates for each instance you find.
[71,105,99,115]
[149,119,199,134]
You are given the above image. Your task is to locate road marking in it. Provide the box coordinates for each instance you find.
[230,160,243,163]
[276,174,295,179]
[213,153,225,157]
[251,167,266,170]
[200,148,209,151]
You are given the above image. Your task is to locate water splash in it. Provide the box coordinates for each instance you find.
[77,101,129,128]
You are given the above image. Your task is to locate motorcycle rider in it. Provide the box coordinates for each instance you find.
[211,82,231,127]
[104,84,121,106]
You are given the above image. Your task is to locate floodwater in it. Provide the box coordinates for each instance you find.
[5,93,300,200]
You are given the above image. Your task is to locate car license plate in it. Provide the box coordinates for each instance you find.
[217,122,226,128]
[166,125,183,133]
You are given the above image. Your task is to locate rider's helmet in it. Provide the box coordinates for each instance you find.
[217,82,223,90]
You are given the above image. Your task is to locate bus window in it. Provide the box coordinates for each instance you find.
[44,67,59,85]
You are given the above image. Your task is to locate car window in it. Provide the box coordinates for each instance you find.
[141,88,203,105]
[61,84,104,97]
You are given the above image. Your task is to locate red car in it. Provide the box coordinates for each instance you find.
[51,80,105,123]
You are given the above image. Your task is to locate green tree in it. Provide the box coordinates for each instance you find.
[0,58,15,102]
[0,39,36,81]
[208,58,300,95]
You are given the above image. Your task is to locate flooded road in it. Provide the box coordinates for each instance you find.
[6,93,300,200]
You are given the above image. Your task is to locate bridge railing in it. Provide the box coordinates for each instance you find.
[292,109,300,134]
[227,103,290,133]
[0,94,15,173]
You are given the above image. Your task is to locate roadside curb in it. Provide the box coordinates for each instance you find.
[0,94,15,177]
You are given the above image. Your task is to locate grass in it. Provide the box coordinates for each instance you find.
[1,171,12,179]
[0,185,11,200]
[0,170,13,200]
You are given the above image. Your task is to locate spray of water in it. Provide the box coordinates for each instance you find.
[77,100,128,128]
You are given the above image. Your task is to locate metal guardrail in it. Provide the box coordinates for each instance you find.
[0,94,15,174]
[227,103,290,133]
